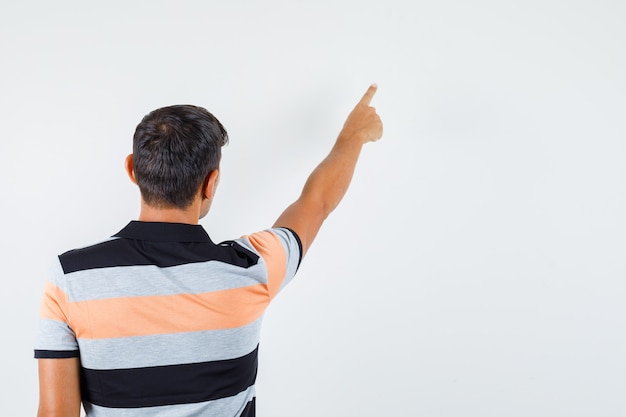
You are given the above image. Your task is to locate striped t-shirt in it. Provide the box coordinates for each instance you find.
[35,221,302,417]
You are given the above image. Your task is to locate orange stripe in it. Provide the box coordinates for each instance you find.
[70,284,270,339]
[246,231,287,299]
[40,280,70,324]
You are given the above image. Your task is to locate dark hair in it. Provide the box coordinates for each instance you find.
[132,104,228,208]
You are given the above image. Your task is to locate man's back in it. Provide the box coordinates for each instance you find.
[35,85,382,416]
[36,221,301,416]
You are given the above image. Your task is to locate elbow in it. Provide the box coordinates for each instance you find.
[320,199,339,220]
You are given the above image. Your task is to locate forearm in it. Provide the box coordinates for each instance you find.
[300,133,365,219]
[273,84,382,256]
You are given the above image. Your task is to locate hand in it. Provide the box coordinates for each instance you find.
[339,84,384,145]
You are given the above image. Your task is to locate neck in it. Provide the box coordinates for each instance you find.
[137,201,202,225]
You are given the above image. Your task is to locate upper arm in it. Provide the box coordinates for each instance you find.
[36,262,82,416]
[37,358,82,417]
[273,195,326,258]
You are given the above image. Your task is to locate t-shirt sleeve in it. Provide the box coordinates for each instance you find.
[34,258,79,359]
[237,227,302,299]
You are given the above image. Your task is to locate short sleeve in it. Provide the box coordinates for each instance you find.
[236,228,302,299]
[34,258,79,359]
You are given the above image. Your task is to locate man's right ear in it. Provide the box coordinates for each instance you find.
[125,154,137,185]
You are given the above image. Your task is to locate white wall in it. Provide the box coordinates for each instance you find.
[1,1,625,415]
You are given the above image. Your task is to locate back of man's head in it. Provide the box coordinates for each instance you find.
[132,105,228,209]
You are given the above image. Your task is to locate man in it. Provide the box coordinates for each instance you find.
[35,84,383,416]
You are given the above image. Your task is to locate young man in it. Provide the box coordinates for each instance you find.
[35,84,383,417]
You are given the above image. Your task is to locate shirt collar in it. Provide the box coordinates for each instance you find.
[113,221,213,243]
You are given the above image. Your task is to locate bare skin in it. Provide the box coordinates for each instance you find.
[37,358,81,417]
[273,84,383,256]
[36,84,383,416]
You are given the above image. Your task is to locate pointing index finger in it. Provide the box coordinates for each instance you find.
[359,83,378,106]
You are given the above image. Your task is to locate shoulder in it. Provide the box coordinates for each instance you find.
[232,228,302,274]
[57,237,124,274]
[235,228,301,257]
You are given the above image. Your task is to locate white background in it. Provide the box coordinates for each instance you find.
[1,1,625,415]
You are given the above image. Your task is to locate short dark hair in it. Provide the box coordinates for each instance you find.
[132,105,228,208]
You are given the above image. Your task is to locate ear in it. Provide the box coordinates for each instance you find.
[202,169,220,199]
[125,154,137,184]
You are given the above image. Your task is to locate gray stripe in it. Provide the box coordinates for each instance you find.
[46,258,68,291]
[271,228,301,292]
[67,261,268,302]
[83,385,255,417]
[35,318,78,351]
[78,317,263,369]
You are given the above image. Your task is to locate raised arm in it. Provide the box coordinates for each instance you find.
[273,84,383,256]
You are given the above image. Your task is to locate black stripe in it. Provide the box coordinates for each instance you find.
[81,346,258,408]
[281,227,303,269]
[60,237,259,274]
[34,349,80,359]
[240,397,256,417]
